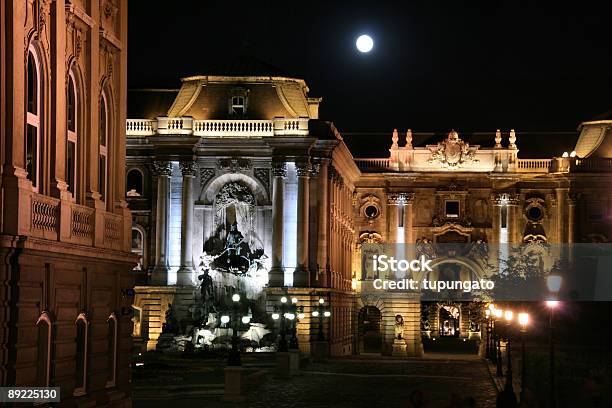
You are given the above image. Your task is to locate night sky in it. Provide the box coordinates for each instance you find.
[128,1,611,133]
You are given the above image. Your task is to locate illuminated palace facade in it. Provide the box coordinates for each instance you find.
[127,65,612,357]
[1,0,134,406]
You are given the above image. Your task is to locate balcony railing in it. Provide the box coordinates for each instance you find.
[572,158,612,172]
[516,159,552,173]
[193,119,273,137]
[354,158,390,171]
[126,119,157,136]
[25,191,127,251]
[126,117,309,137]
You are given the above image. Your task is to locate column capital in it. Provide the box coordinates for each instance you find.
[295,160,311,177]
[309,162,321,177]
[387,194,401,205]
[179,160,197,177]
[490,192,519,206]
[153,161,172,176]
[271,161,287,178]
[399,192,415,204]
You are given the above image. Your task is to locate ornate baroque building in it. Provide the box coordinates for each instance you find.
[127,62,612,357]
[1,0,134,405]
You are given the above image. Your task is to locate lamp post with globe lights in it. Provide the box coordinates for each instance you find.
[503,310,515,396]
[312,297,331,341]
[485,308,492,360]
[518,312,529,404]
[271,296,289,352]
[288,297,305,350]
[493,307,504,377]
[222,293,250,367]
[546,273,562,408]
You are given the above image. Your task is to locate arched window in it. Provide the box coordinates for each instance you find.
[106,313,118,387]
[74,313,89,396]
[26,47,41,190]
[126,168,143,196]
[36,312,53,387]
[131,227,144,270]
[99,91,109,201]
[67,71,78,198]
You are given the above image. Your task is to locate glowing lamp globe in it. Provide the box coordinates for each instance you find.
[291,297,298,304]
[241,316,251,324]
[504,310,514,322]
[319,298,325,304]
[272,313,280,320]
[312,311,319,317]
[221,315,230,324]
[232,293,240,302]
[324,311,331,317]
[518,313,529,327]
[356,35,373,53]
[280,296,287,304]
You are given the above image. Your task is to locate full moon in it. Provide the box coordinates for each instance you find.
[356,34,374,53]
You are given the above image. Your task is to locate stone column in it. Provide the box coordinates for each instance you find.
[403,193,415,259]
[387,194,399,244]
[567,193,576,263]
[556,188,567,243]
[294,160,311,287]
[506,194,520,244]
[177,161,196,285]
[152,161,172,285]
[269,160,286,287]
[317,160,329,287]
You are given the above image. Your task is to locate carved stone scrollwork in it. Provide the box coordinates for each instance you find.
[490,192,520,206]
[153,161,172,176]
[271,161,287,178]
[254,168,271,191]
[295,161,311,177]
[309,162,321,177]
[179,161,197,176]
[387,194,401,205]
[199,168,216,186]
[359,231,384,244]
[398,192,415,204]
[217,158,251,173]
[427,130,479,168]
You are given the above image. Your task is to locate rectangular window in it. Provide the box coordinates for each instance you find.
[445,200,460,218]
[26,124,38,188]
[99,156,106,200]
[67,141,76,195]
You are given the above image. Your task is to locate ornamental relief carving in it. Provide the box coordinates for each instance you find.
[427,130,479,168]
[217,158,251,173]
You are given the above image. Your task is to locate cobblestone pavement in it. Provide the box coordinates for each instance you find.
[134,355,497,408]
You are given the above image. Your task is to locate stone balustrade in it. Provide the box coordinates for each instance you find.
[27,191,126,250]
[126,117,309,137]
[125,119,157,136]
[516,159,552,172]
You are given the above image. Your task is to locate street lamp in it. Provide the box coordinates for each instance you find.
[546,273,562,408]
[493,308,503,377]
[503,309,515,397]
[227,293,248,366]
[312,297,331,341]
[518,312,529,404]
[272,296,289,352]
[485,308,491,360]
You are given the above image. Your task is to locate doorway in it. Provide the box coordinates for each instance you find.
[358,306,382,353]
